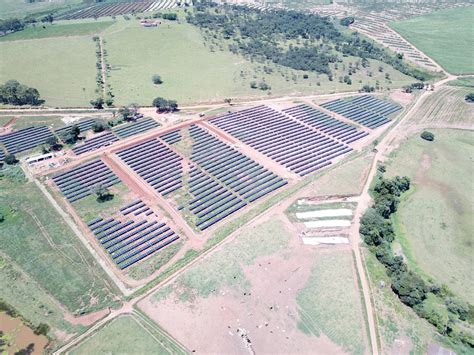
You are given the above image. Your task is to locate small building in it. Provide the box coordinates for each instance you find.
[140,20,160,28]
[26,152,54,165]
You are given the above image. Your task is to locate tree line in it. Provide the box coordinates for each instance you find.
[361,171,474,349]
[185,4,431,81]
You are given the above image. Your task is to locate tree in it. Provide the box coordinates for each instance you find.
[92,183,113,202]
[465,93,474,103]
[152,97,178,113]
[41,14,54,24]
[34,323,50,336]
[4,154,18,165]
[152,74,163,85]
[250,81,257,89]
[45,136,61,151]
[339,17,354,26]
[0,213,4,223]
[60,125,80,144]
[391,271,427,307]
[118,106,133,121]
[92,121,106,133]
[224,98,232,105]
[90,97,104,109]
[0,80,43,106]
[420,131,434,141]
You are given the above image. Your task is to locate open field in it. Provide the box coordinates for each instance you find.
[0,21,114,42]
[404,87,474,129]
[102,19,414,106]
[448,76,474,88]
[385,129,474,302]
[0,36,97,107]
[139,215,367,353]
[70,313,186,355]
[390,7,474,74]
[0,166,120,314]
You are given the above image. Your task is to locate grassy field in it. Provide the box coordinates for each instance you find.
[448,76,474,88]
[309,152,373,197]
[0,36,97,107]
[70,313,186,355]
[103,19,414,106]
[0,166,119,315]
[390,7,474,74]
[297,251,366,355]
[385,129,473,302]
[11,115,66,130]
[0,21,114,42]
[407,87,474,128]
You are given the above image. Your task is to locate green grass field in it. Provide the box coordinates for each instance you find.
[70,313,186,355]
[0,166,119,315]
[448,76,474,88]
[297,251,366,355]
[0,0,80,18]
[0,21,113,42]
[390,7,474,74]
[102,19,414,106]
[385,129,473,302]
[0,36,97,107]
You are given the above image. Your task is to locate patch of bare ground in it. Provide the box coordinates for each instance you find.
[63,308,110,327]
[138,214,344,354]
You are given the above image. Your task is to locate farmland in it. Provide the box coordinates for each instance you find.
[0,36,97,107]
[390,7,474,74]
[385,129,474,302]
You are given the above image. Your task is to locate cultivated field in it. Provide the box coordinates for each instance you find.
[385,129,474,302]
[139,215,367,353]
[390,7,474,74]
[0,36,97,107]
[70,313,186,355]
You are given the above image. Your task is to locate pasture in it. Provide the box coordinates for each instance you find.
[0,0,80,18]
[70,313,186,355]
[103,19,413,106]
[140,215,367,353]
[390,7,474,74]
[0,21,113,42]
[385,129,474,302]
[0,166,120,314]
[297,252,366,355]
[0,36,97,107]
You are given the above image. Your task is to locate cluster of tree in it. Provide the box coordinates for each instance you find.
[3,154,18,165]
[117,104,140,122]
[420,130,435,141]
[361,173,474,348]
[339,17,354,27]
[403,82,425,93]
[0,18,25,34]
[0,80,43,106]
[360,85,375,93]
[91,36,114,108]
[58,125,81,144]
[152,97,178,113]
[186,5,429,81]
[465,93,474,103]
[41,136,62,153]
[249,81,270,91]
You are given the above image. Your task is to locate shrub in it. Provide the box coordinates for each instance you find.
[92,121,106,133]
[465,93,474,103]
[4,154,18,165]
[152,74,163,85]
[420,131,435,141]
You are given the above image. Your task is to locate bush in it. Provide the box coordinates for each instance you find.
[420,131,435,141]
[4,154,18,165]
[0,213,4,223]
[465,93,474,103]
[250,81,257,89]
[34,323,50,336]
[340,17,354,26]
[92,121,106,133]
[162,13,177,21]
[152,74,163,85]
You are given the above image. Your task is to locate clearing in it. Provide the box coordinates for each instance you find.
[385,129,474,302]
[390,7,474,74]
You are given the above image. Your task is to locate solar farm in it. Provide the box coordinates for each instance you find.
[56,0,190,20]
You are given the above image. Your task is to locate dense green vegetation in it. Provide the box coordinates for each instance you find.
[361,173,473,349]
[0,80,43,106]
[390,7,474,74]
[186,4,431,81]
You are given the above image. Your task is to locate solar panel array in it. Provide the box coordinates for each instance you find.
[113,118,160,139]
[184,125,286,230]
[55,118,98,136]
[52,159,120,202]
[160,129,182,145]
[72,131,119,155]
[0,147,5,163]
[209,106,352,177]
[0,126,54,154]
[87,200,179,270]
[282,104,369,144]
[116,139,183,196]
[320,95,402,129]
